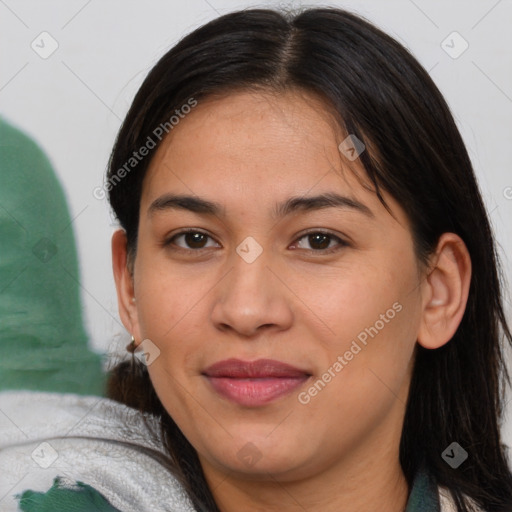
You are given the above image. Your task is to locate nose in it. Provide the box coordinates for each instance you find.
[210,246,294,338]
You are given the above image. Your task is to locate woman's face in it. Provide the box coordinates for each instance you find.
[125,90,426,482]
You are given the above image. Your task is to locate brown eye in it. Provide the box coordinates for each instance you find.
[307,233,331,250]
[183,232,208,249]
[293,231,347,253]
[166,230,219,251]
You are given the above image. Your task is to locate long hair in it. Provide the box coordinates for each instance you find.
[105,8,512,511]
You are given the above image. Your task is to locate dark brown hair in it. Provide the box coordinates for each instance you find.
[106,7,512,511]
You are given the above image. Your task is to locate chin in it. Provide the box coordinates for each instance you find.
[200,434,315,480]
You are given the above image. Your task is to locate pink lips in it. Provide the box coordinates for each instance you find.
[203,358,310,407]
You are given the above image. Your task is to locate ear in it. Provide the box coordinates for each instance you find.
[417,233,472,350]
[112,229,141,343]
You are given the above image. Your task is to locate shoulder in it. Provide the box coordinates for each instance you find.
[0,390,196,512]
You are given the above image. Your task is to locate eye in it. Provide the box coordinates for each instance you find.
[291,231,348,253]
[165,229,220,251]
[164,229,348,255]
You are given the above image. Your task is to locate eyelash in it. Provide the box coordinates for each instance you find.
[163,228,348,256]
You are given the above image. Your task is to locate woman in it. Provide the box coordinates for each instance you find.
[105,6,512,511]
[1,6,510,512]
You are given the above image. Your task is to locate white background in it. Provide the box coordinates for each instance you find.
[1,0,511,440]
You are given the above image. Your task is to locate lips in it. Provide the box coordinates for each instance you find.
[202,358,311,407]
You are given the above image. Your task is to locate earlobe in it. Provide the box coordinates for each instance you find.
[417,233,472,350]
[112,229,141,341]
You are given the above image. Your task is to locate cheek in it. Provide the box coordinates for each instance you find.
[302,262,403,340]
[304,255,420,390]
[133,249,210,339]
[298,300,417,444]
[132,254,214,393]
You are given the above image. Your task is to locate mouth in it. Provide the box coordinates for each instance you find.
[202,358,311,407]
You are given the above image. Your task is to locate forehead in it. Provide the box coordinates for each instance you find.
[144,90,363,194]
[139,89,403,227]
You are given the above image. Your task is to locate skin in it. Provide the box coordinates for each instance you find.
[112,89,471,512]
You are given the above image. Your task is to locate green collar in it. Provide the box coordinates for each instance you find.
[405,465,441,512]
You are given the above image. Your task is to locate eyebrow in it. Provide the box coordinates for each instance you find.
[147,192,374,219]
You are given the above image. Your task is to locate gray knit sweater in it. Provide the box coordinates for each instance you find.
[0,391,481,511]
